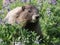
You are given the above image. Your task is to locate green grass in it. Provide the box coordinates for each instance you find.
[0,0,60,45]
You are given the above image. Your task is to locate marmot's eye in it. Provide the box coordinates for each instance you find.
[28,10,31,13]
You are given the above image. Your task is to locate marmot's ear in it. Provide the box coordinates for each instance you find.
[22,6,25,11]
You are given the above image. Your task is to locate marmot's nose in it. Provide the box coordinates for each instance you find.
[36,16,40,19]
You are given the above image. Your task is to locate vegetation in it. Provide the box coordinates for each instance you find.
[0,0,60,45]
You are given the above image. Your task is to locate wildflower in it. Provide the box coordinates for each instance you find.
[37,0,43,10]
[20,0,31,3]
[0,18,3,24]
[48,0,56,5]
[0,9,4,14]
[20,0,27,3]
[46,8,51,16]
[3,0,10,6]
[3,0,11,12]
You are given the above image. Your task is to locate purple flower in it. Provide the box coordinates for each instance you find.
[3,0,10,7]
[6,0,10,3]
[20,0,31,3]
[51,0,56,4]
[48,0,56,5]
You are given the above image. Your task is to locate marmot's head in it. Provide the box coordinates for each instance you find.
[16,5,40,24]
